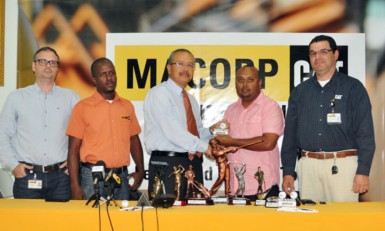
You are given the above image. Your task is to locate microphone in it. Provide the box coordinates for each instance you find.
[106,172,122,203]
[104,169,113,182]
[91,161,106,185]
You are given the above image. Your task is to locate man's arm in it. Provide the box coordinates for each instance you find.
[351,81,375,193]
[215,133,278,151]
[0,93,21,171]
[128,135,144,191]
[67,136,84,200]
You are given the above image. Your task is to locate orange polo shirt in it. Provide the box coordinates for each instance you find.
[66,91,141,168]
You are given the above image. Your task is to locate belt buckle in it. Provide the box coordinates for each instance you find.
[42,165,47,173]
[320,152,327,159]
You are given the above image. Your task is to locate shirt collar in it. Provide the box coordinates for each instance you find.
[91,91,121,104]
[236,91,265,109]
[311,69,339,87]
[33,82,57,95]
[166,78,184,96]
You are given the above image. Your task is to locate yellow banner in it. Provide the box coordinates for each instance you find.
[114,45,290,103]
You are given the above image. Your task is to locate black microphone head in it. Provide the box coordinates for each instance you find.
[92,160,106,181]
[95,160,106,168]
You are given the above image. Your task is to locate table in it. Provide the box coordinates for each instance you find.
[0,199,384,230]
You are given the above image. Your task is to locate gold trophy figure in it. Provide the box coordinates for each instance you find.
[151,176,163,199]
[168,165,185,201]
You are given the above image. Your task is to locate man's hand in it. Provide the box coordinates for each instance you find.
[59,161,69,175]
[215,134,233,146]
[128,171,144,191]
[205,145,214,159]
[282,175,295,195]
[352,174,369,194]
[71,184,86,200]
[12,163,33,178]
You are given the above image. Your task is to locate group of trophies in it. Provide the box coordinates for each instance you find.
[149,123,295,207]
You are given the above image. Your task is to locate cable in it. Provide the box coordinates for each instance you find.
[106,203,115,231]
[98,204,101,231]
[155,206,160,231]
[141,203,145,231]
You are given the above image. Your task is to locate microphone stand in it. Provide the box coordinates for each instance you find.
[86,178,102,207]
[105,175,119,207]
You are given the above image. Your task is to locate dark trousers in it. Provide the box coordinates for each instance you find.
[148,153,203,200]
[13,169,70,200]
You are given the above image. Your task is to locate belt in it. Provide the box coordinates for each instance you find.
[21,161,64,173]
[151,151,188,157]
[81,162,127,174]
[301,150,357,159]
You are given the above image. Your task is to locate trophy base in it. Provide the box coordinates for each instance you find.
[173,200,187,206]
[265,196,279,208]
[278,199,297,208]
[228,197,251,205]
[212,196,229,204]
[254,199,266,206]
[186,198,214,205]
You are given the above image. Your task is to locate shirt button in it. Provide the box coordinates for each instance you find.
[320,105,323,107]
[318,133,322,136]
[319,119,322,121]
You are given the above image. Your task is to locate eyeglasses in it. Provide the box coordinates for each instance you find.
[170,62,195,69]
[34,59,60,67]
[309,49,333,58]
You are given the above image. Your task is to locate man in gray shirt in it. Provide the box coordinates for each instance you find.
[0,47,79,200]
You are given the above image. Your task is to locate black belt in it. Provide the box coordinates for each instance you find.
[21,161,64,173]
[151,151,188,157]
[81,162,128,174]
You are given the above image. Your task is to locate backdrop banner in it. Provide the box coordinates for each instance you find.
[106,33,365,191]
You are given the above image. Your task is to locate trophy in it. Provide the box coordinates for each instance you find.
[184,165,214,205]
[229,163,251,205]
[254,166,271,206]
[150,161,169,199]
[168,165,185,201]
[209,139,237,203]
[212,122,229,135]
[278,191,298,208]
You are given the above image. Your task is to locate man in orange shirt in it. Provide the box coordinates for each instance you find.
[66,58,144,200]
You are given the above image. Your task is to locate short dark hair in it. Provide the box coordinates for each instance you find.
[33,47,60,63]
[167,48,195,64]
[309,35,338,53]
[91,57,114,77]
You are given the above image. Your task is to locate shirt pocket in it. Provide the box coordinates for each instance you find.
[242,114,263,137]
[120,116,131,142]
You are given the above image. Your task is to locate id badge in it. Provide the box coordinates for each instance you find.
[28,180,42,189]
[327,113,341,124]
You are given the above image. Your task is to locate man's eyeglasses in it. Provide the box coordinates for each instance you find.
[34,59,60,67]
[170,62,195,69]
[309,49,333,58]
